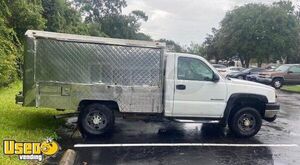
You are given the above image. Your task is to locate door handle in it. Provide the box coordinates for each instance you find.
[176,84,186,90]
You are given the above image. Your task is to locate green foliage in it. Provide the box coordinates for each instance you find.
[187,42,205,57]
[158,39,184,52]
[0,82,66,164]
[0,2,18,86]
[88,23,108,37]
[6,0,46,43]
[73,0,127,23]
[0,36,17,87]
[282,85,300,93]
[0,0,46,86]
[133,32,152,41]
[205,2,300,67]
[42,0,89,35]
[203,28,223,62]
[100,10,149,39]
[72,0,150,40]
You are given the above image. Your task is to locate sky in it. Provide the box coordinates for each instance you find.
[123,0,300,45]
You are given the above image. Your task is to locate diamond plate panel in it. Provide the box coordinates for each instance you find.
[33,39,164,113]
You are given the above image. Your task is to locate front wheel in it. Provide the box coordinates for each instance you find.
[229,107,262,138]
[271,78,283,89]
[78,103,114,136]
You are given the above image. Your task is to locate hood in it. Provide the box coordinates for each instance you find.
[226,78,274,90]
[225,78,276,103]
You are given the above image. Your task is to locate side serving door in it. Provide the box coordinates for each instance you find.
[172,56,227,118]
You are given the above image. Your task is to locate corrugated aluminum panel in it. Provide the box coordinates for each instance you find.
[23,31,165,113]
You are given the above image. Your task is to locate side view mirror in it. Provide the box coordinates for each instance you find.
[287,71,293,74]
[212,73,220,82]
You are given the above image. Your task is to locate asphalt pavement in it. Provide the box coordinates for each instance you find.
[46,90,300,165]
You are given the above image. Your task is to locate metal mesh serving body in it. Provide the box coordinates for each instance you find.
[23,30,165,113]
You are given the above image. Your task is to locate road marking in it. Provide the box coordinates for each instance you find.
[74,143,299,148]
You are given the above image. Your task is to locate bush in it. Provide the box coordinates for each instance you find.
[0,37,17,87]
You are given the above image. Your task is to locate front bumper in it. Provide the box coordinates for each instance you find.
[256,77,272,84]
[264,103,280,118]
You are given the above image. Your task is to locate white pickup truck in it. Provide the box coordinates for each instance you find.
[17,31,280,138]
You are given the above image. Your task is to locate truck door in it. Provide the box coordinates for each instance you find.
[172,56,227,118]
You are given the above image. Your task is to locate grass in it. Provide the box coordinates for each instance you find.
[0,82,67,165]
[282,85,300,93]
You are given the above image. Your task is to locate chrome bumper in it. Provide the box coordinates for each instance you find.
[265,103,280,118]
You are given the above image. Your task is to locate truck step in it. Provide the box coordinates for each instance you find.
[172,118,220,123]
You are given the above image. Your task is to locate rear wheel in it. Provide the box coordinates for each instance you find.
[78,103,114,136]
[229,107,262,138]
[271,78,283,89]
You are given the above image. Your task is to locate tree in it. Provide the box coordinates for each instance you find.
[203,28,224,63]
[216,3,300,67]
[6,0,46,43]
[0,0,18,86]
[42,0,89,35]
[73,0,150,40]
[157,39,184,52]
[0,0,46,84]
[187,42,205,57]
[100,10,149,39]
[73,0,127,23]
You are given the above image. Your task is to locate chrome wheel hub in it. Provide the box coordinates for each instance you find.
[243,119,251,127]
[92,115,102,125]
[86,111,107,130]
[274,81,281,87]
[238,113,256,132]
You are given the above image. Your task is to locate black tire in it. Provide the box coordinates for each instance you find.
[78,103,114,136]
[229,107,262,138]
[271,78,283,89]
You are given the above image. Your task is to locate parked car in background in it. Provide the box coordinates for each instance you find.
[264,64,278,71]
[220,66,244,77]
[256,64,300,89]
[227,68,265,80]
[246,73,260,82]
[212,64,227,73]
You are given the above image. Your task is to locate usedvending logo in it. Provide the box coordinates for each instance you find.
[3,138,59,161]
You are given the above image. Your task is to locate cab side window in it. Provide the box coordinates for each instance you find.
[289,66,300,73]
[177,57,213,81]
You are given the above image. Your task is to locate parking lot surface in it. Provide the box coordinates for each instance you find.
[47,90,300,165]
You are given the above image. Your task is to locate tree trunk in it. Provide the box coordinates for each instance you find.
[215,58,219,64]
[286,55,290,64]
[245,58,250,68]
[257,60,262,67]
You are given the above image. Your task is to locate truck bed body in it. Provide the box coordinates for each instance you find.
[23,30,165,113]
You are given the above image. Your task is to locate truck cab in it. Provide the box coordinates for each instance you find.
[162,52,279,137]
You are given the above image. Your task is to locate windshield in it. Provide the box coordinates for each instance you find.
[275,65,290,72]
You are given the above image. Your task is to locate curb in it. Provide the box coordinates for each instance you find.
[59,149,77,165]
[280,88,300,94]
